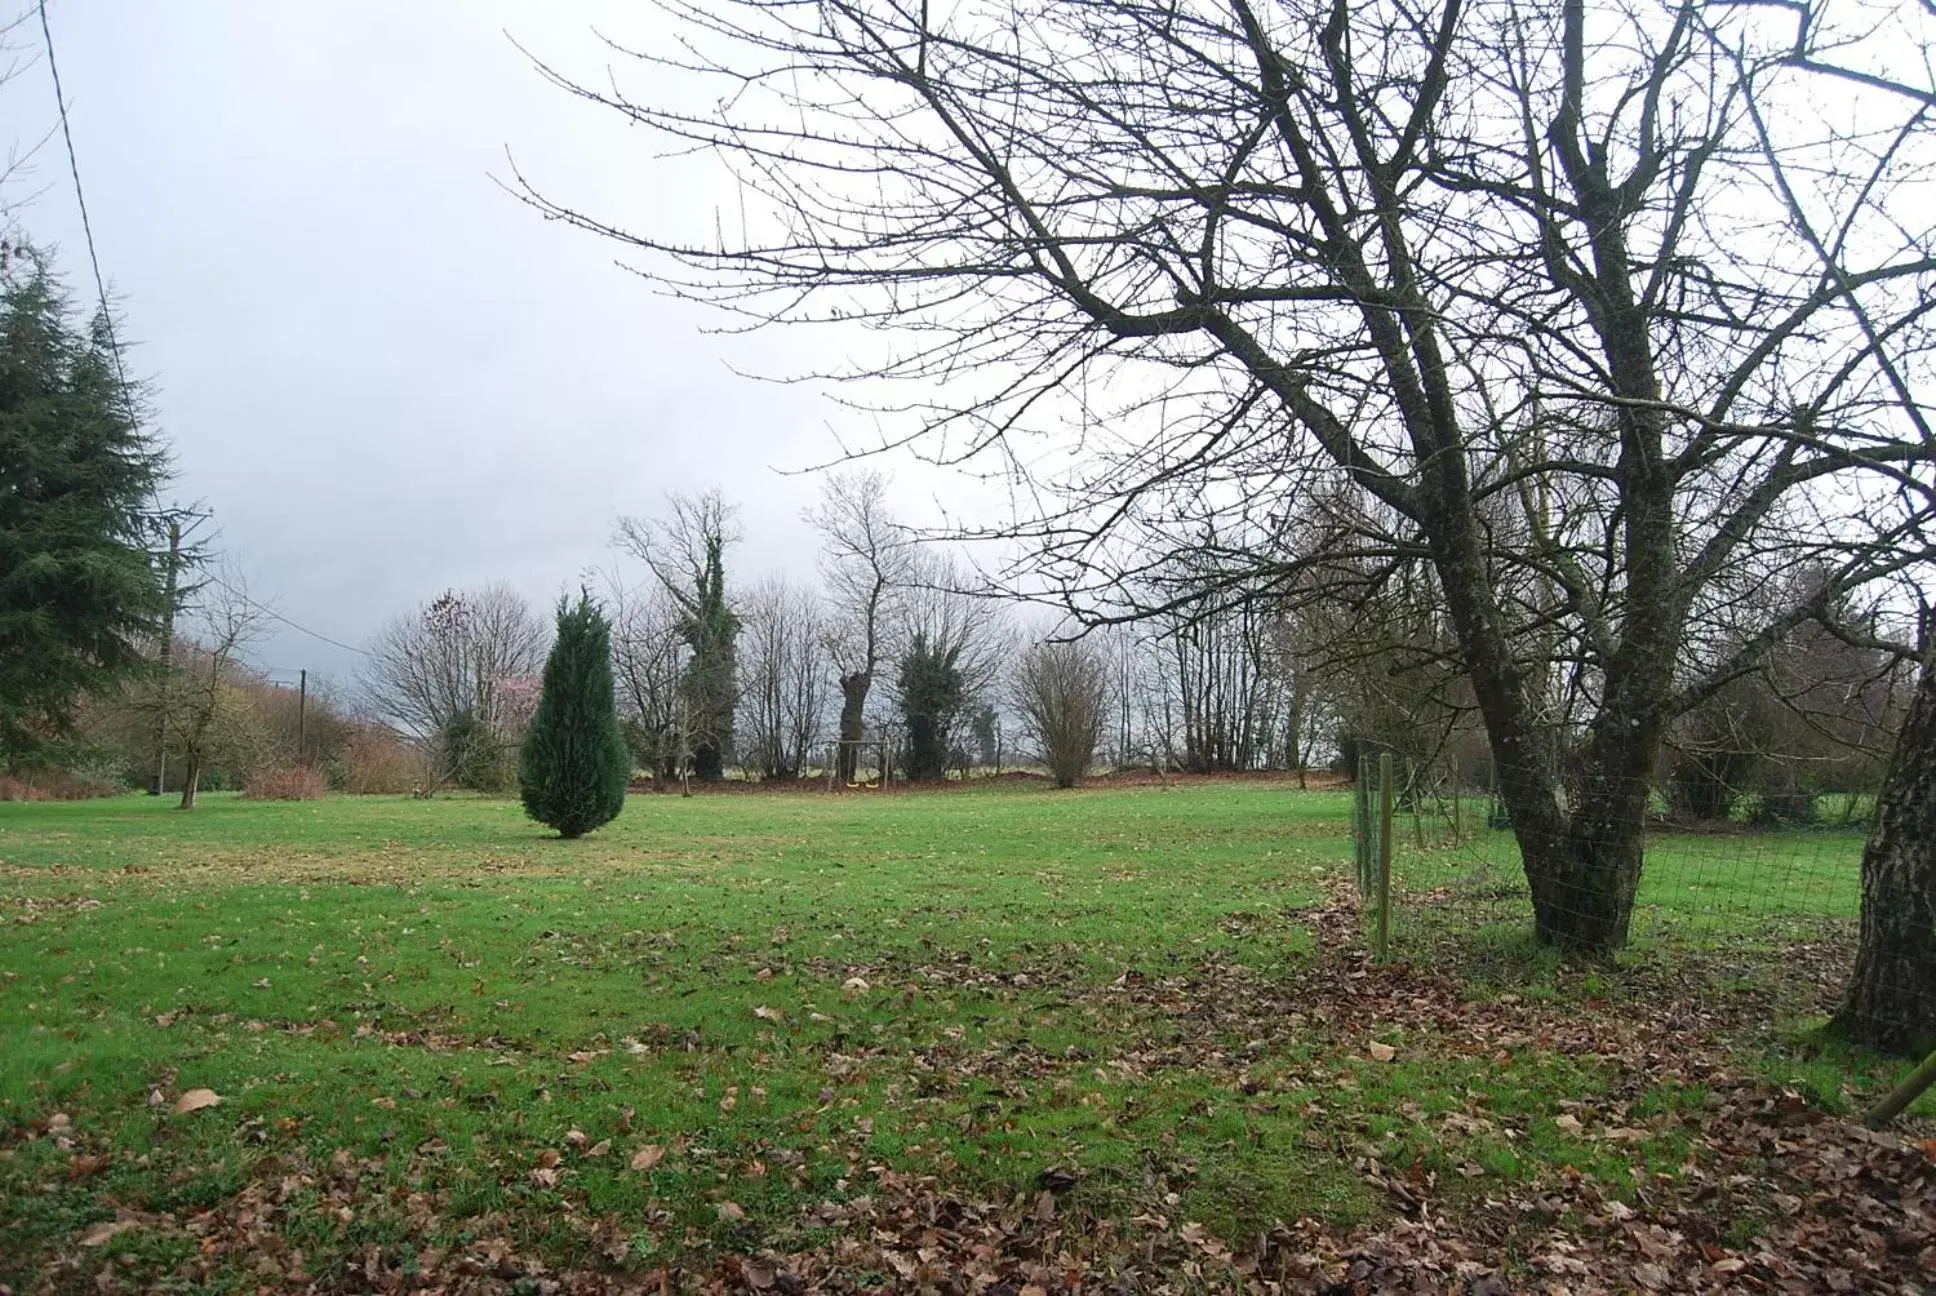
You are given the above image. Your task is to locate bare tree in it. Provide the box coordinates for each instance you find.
[738,577,830,780]
[1262,608,1337,783]
[1095,622,1154,771]
[1665,568,1906,824]
[362,583,548,791]
[898,551,1010,697]
[892,549,1013,772]
[877,549,1015,777]
[1150,596,1282,774]
[167,573,264,810]
[617,490,741,780]
[810,471,912,782]
[608,574,688,784]
[1014,639,1108,787]
[523,0,1936,951]
[1739,3,1936,1052]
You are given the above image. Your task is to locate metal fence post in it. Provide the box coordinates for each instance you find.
[1377,750,1394,962]
[1407,757,1425,848]
[1355,752,1371,895]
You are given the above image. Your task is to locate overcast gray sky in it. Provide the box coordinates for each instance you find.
[11,1,951,693]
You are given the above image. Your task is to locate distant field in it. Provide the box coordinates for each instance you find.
[0,784,1912,1291]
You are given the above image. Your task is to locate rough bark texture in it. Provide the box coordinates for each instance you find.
[1520,691,1666,951]
[836,671,869,784]
[1529,821,1647,952]
[1832,654,1936,1057]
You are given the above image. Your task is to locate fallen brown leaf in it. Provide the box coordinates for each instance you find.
[78,1219,138,1247]
[173,1088,221,1114]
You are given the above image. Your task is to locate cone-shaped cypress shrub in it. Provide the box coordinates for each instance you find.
[519,594,631,838]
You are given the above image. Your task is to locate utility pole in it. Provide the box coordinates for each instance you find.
[297,668,308,766]
[151,517,181,796]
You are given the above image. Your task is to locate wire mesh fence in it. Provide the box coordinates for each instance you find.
[1346,745,1914,1059]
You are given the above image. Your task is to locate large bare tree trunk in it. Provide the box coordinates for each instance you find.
[1528,803,1649,952]
[835,671,868,784]
[1526,692,1665,951]
[177,758,201,811]
[1833,653,1936,1056]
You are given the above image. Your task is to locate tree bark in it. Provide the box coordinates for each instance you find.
[836,671,869,784]
[1525,806,1648,952]
[907,715,948,782]
[177,758,201,811]
[1832,652,1936,1056]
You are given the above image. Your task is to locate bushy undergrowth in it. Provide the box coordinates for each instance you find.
[0,770,120,801]
[242,766,327,800]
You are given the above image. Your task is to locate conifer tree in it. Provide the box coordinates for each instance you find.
[0,250,168,765]
[519,593,630,837]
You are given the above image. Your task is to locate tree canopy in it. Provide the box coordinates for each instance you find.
[526,0,1936,950]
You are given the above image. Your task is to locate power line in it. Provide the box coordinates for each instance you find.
[202,572,371,659]
[32,17,366,668]
[35,0,129,400]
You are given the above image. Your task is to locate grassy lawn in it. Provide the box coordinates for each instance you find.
[1384,813,1871,976]
[0,784,1922,1291]
[1396,818,1868,925]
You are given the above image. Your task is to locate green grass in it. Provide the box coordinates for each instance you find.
[1384,810,1867,944]
[0,784,1918,1288]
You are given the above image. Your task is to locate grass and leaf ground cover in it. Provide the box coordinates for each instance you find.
[1,783,1930,1294]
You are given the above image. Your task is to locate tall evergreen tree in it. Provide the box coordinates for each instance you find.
[519,594,630,838]
[0,252,168,766]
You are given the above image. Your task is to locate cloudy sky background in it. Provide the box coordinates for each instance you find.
[11,1,973,695]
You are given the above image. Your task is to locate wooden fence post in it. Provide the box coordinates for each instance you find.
[1867,1046,1936,1130]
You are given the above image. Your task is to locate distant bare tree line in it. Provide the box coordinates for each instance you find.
[347,471,1911,808]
